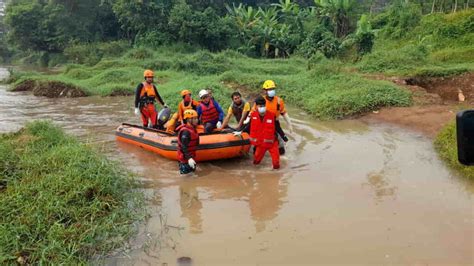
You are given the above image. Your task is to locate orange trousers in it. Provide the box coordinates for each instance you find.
[253,141,280,169]
[140,104,157,127]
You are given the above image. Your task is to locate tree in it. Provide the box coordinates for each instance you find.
[169,1,231,51]
[5,1,72,52]
[112,0,174,42]
[313,0,356,38]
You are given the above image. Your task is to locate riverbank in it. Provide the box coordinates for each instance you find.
[6,49,412,120]
[0,121,144,264]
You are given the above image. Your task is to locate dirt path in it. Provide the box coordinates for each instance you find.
[361,72,474,138]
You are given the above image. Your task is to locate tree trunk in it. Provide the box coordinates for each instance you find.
[453,0,457,12]
[431,0,436,13]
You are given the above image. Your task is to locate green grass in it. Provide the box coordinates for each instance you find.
[8,47,412,119]
[434,122,474,180]
[0,121,144,264]
[359,9,474,76]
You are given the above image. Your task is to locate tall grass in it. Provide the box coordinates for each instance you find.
[359,9,474,76]
[0,121,144,264]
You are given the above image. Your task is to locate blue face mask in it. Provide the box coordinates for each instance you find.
[267,89,276,98]
[258,106,266,114]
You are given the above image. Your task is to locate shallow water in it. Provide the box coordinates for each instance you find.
[1,68,472,265]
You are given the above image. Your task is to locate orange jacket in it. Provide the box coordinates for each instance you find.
[178,100,200,122]
[251,96,286,118]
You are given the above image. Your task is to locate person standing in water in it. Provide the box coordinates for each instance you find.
[237,96,288,169]
[177,109,200,174]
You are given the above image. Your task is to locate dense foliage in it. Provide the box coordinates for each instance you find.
[3,0,470,64]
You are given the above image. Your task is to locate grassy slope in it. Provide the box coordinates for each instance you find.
[9,48,412,119]
[0,121,143,264]
[434,122,474,179]
[358,9,474,77]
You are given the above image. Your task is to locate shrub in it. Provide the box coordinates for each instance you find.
[298,25,340,58]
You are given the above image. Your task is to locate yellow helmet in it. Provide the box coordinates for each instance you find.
[183,109,198,120]
[262,80,276,90]
[143,69,154,78]
[180,89,191,97]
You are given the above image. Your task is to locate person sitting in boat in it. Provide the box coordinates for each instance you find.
[165,90,200,133]
[235,96,288,170]
[134,69,168,128]
[177,109,200,174]
[196,89,224,133]
[220,91,251,132]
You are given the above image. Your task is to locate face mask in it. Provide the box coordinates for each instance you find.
[267,90,276,98]
[258,106,266,114]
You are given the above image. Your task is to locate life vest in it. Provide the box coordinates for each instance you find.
[179,100,199,112]
[252,96,283,118]
[231,100,246,122]
[177,124,199,163]
[199,100,219,124]
[139,82,157,105]
[249,111,276,149]
[265,96,282,117]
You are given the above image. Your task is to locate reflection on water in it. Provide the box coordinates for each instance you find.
[1,68,473,265]
[363,171,398,203]
[179,183,203,234]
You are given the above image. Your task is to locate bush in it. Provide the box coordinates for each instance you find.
[126,47,154,60]
[64,44,103,66]
[174,50,231,75]
[374,2,422,39]
[64,41,130,65]
[358,44,428,73]
[47,53,68,67]
[135,31,171,48]
[298,25,340,58]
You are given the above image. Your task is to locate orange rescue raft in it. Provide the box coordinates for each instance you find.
[116,123,251,162]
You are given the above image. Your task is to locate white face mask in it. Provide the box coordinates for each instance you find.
[258,106,266,114]
[267,89,276,98]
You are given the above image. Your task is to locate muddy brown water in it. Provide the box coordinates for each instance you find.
[0,68,473,265]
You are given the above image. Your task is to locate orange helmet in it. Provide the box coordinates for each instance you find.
[143,69,154,78]
[183,109,198,120]
[180,89,191,97]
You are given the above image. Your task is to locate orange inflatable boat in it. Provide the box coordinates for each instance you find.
[116,123,251,162]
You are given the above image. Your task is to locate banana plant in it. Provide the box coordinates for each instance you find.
[255,7,279,57]
[314,0,355,37]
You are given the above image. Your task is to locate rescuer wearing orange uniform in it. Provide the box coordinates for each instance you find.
[134,70,167,128]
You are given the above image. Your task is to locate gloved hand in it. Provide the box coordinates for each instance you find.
[243,116,250,124]
[134,108,140,116]
[216,121,222,128]
[188,158,196,169]
[233,131,242,137]
[163,104,169,108]
[282,135,288,142]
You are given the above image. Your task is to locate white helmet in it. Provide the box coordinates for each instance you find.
[199,89,209,99]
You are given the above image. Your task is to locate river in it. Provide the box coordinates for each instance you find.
[0,67,472,265]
